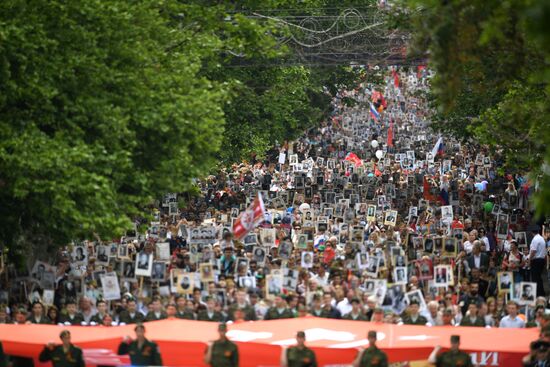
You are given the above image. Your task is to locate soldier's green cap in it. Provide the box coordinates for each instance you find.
[368,330,377,338]
[450,335,460,343]
[218,323,228,331]
[296,331,306,338]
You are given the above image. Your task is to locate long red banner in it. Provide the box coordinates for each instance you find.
[0,317,536,366]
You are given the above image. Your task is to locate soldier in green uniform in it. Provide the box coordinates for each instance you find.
[89,300,109,325]
[118,298,145,324]
[343,298,367,321]
[352,330,388,367]
[309,294,331,318]
[58,300,84,325]
[401,300,428,325]
[0,341,7,367]
[38,330,85,367]
[264,295,294,320]
[204,323,239,367]
[27,301,51,324]
[282,331,317,367]
[117,324,162,366]
[144,298,168,322]
[197,297,224,322]
[175,296,195,320]
[428,335,473,367]
[459,302,485,327]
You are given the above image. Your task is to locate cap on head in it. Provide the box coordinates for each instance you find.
[450,335,460,344]
[218,323,228,331]
[368,330,377,339]
[296,331,306,338]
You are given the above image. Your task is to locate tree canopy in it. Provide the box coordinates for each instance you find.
[0,0,373,256]
[402,0,550,217]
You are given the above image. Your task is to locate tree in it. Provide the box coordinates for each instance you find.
[402,0,550,216]
[0,0,227,259]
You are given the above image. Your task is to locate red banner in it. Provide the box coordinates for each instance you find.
[0,317,535,366]
[232,193,265,240]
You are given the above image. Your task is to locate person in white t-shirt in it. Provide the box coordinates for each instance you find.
[529,226,546,297]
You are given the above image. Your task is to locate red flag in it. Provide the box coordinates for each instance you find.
[392,69,399,88]
[345,152,363,167]
[387,120,394,148]
[232,193,265,240]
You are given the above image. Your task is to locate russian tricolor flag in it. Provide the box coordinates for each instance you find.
[369,103,380,120]
[431,137,444,157]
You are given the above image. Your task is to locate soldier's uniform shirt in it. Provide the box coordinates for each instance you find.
[309,309,331,318]
[90,313,107,324]
[0,342,7,367]
[264,307,294,320]
[27,315,52,324]
[435,349,473,367]
[197,310,224,322]
[286,346,317,367]
[117,339,162,366]
[228,304,257,321]
[459,316,485,327]
[208,339,239,367]
[144,311,167,322]
[175,309,195,320]
[58,313,84,325]
[343,312,367,321]
[38,344,85,367]
[359,346,388,367]
[402,314,428,325]
[118,310,145,324]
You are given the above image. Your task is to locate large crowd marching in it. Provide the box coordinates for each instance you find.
[1,67,550,366]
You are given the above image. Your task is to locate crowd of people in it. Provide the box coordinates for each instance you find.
[1,67,550,365]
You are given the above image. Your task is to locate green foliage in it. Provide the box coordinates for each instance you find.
[403,0,550,216]
[0,0,227,254]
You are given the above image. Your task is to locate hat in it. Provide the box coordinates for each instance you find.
[296,331,306,338]
[409,299,419,306]
[450,335,460,343]
[218,323,228,331]
[367,330,377,338]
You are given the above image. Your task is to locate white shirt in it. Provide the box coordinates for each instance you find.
[530,234,546,259]
[463,241,474,254]
[500,315,525,328]
[336,299,352,316]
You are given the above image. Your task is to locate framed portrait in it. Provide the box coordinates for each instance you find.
[117,244,129,260]
[100,272,121,301]
[265,274,283,299]
[365,256,380,278]
[517,282,536,306]
[121,260,136,281]
[405,289,427,311]
[434,265,449,286]
[176,273,193,294]
[301,251,314,268]
[416,258,433,281]
[515,232,527,248]
[252,246,267,265]
[151,261,167,282]
[96,245,110,266]
[239,276,256,289]
[393,266,408,285]
[260,228,276,247]
[356,252,369,269]
[497,271,513,294]
[155,242,171,261]
[384,210,398,227]
[442,237,457,257]
[72,245,88,265]
[199,263,214,282]
[134,251,153,277]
